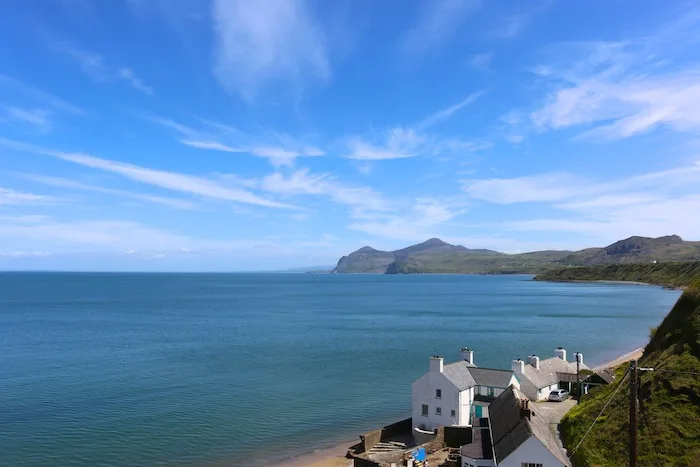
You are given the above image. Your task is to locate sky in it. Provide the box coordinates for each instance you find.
[1,0,700,271]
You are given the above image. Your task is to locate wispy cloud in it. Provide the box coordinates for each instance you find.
[463,161,700,242]
[180,140,244,153]
[211,0,329,99]
[0,187,55,205]
[54,42,153,94]
[261,168,391,214]
[415,91,484,130]
[149,115,324,166]
[400,0,481,59]
[531,9,700,140]
[22,174,197,210]
[467,53,492,71]
[0,74,83,114]
[345,93,488,161]
[0,138,293,209]
[2,106,52,131]
[494,14,528,39]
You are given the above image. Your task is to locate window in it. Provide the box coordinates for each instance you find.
[521,464,543,467]
[422,404,428,416]
[450,409,456,418]
[435,407,442,415]
[487,386,495,397]
[436,389,442,399]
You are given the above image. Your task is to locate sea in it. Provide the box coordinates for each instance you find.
[0,272,681,466]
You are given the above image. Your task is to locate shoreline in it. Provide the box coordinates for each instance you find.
[593,347,645,370]
[264,345,648,467]
[269,439,356,467]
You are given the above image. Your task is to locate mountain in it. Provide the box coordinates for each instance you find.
[559,234,700,265]
[331,235,700,274]
[560,279,700,465]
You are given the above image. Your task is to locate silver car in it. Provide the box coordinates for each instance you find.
[548,389,569,402]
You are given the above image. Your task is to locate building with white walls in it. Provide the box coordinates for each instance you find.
[460,385,570,467]
[511,347,589,401]
[411,348,520,433]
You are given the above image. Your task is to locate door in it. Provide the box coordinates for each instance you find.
[475,405,482,418]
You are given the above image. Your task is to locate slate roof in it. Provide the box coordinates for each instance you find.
[460,426,493,460]
[520,357,590,390]
[470,367,516,388]
[488,386,570,465]
[442,361,477,390]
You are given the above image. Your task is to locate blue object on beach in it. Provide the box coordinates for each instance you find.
[414,447,426,461]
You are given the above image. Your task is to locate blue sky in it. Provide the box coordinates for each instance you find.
[1,0,700,271]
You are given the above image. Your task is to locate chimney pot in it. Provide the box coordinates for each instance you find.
[512,359,525,374]
[460,347,474,365]
[554,347,567,361]
[430,356,444,373]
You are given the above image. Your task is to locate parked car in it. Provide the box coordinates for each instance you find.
[548,389,569,402]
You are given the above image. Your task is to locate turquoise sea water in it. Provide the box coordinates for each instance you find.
[0,273,680,466]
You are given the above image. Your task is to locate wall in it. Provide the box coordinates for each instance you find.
[458,387,473,426]
[536,383,560,402]
[462,457,495,467]
[412,371,462,431]
[444,426,473,448]
[359,418,412,452]
[497,437,567,467]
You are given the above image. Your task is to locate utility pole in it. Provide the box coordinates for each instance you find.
[575,352,581,401]
[629,359,638,467]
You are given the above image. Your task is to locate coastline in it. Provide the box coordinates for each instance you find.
[269,439,356,467]
[593,347,645,370]
[264,345,647,467]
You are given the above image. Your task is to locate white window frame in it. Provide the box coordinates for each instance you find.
[421,404,428,417]
[450,409,456,418]
[436,389,442,399]
[435,406,442,415]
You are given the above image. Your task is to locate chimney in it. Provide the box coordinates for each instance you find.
[430,356,444,373]
[460,347,474,365]
[527,355,540,370]
[554,347,567,361]
[512,359,525,374]
[520,399,532,420]
[575,352,584,365]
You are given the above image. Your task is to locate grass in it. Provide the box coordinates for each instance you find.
[534,262,700,287]
[560,279,700,466]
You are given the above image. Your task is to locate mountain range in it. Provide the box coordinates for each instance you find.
[331,235,700,274]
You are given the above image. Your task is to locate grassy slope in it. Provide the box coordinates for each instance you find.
[534,262,700,287]
[560,280,700,466]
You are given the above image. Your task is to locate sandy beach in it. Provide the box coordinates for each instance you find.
[269,439,356,467]
[594,347,645,370]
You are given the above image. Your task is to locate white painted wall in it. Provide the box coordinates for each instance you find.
[498,436,567,467]
[537,383,560,402]
[412,371,465,431]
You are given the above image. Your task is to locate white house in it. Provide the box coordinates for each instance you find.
[511,347,589,402]
[461,386,570,467]
[412,348,520,433]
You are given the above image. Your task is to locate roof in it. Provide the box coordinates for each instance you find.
[442,361,477,390]
[469,367,516,388]
[460,427,493,460]
[520,357,589,389]
[556,372,580,383]
[488,386,570,465]
[591,369,615,384]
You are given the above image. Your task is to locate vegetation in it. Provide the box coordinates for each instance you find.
[332,235,700,275]
[534,261,700,288]
[560,279,700,466]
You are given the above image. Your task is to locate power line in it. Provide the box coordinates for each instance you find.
[653,368,700,376]
[568,366,631,458]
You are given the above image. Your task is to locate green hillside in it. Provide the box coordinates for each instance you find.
[560,280,700,466]
[534,262,700,288]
